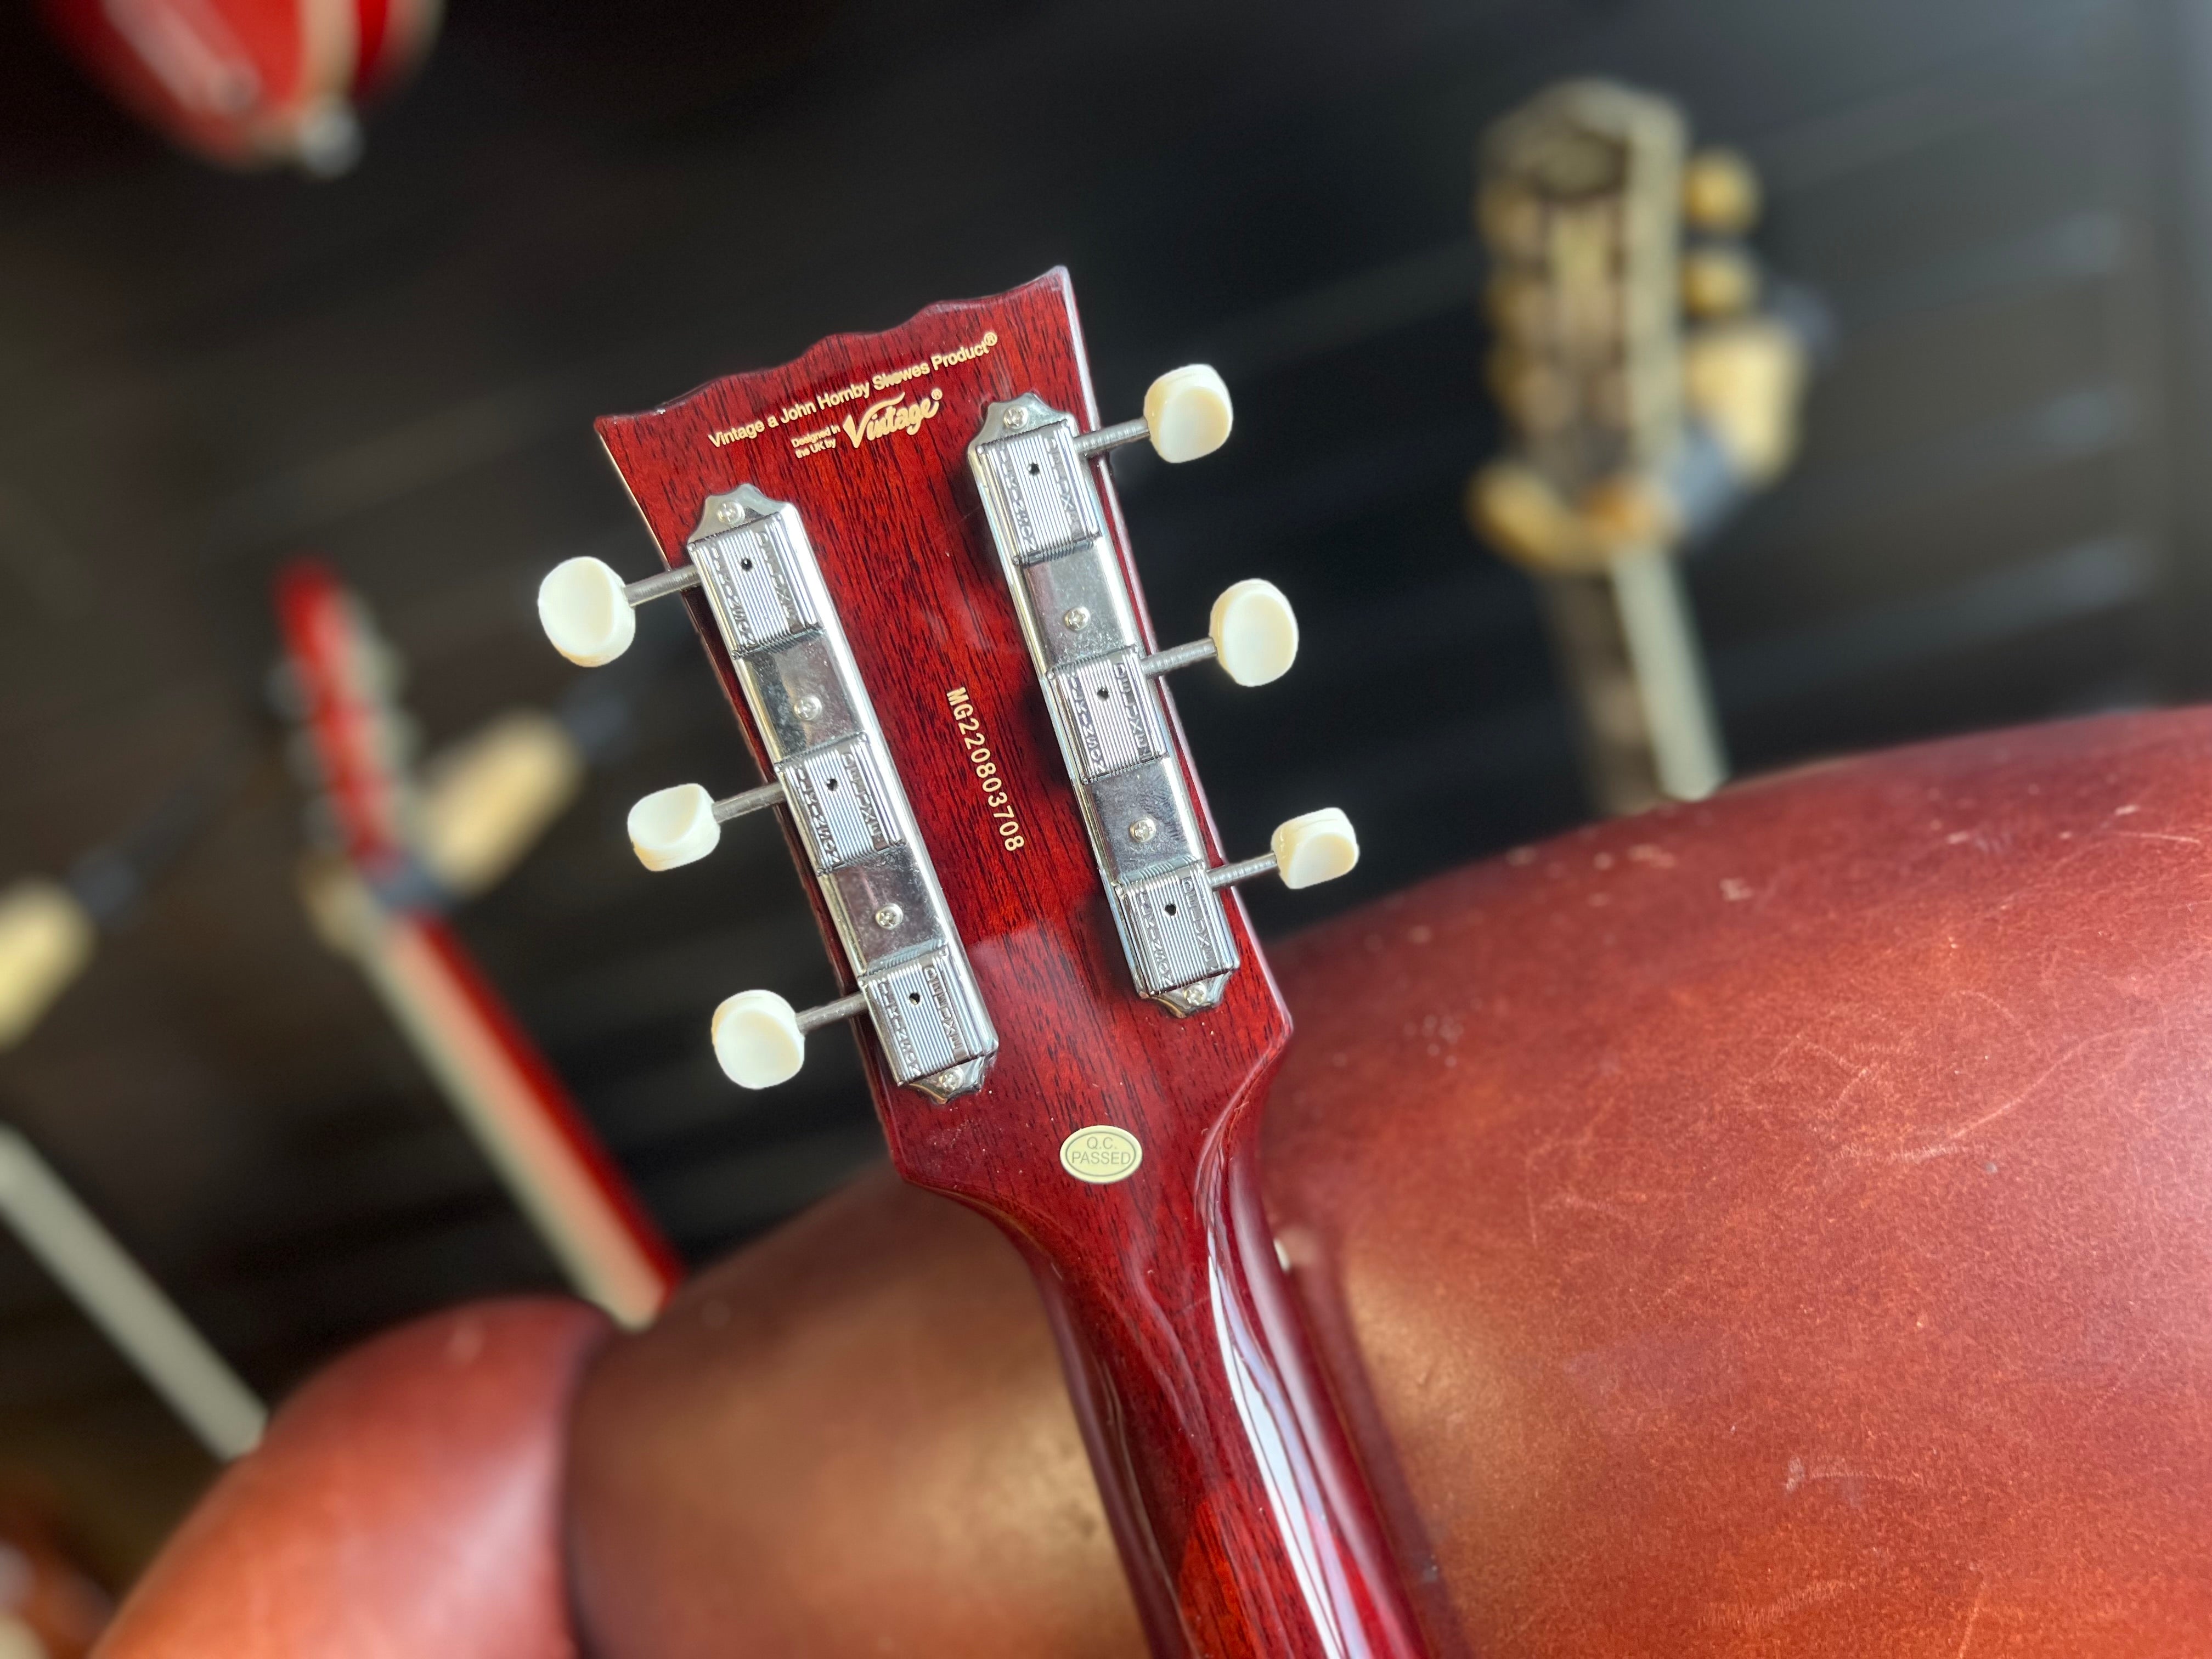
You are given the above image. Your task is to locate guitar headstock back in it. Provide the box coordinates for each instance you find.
[554,271,1353,1240]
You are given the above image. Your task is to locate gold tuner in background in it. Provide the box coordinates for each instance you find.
[1682,145,1761,235]
[1679,243,1760,320]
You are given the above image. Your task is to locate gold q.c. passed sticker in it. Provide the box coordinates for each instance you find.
[1059,1125,1143,1184]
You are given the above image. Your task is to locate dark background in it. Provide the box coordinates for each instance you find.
[3,0,2207,1577]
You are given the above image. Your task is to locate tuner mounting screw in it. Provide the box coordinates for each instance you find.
[932,1066,963,1090]
[1178,984,1212,1008]
[1062,606,1091,631]
[793,693,824,721]
[1002,406,1030,430]
[716,500,742,525]
[1128,816,1158,844]
[873,904,905,930]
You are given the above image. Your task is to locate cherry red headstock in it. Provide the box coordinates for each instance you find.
[591,269,1290,1245]
[569,271,1421,1659]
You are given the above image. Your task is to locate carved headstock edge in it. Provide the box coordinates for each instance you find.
[592,269,1292,1245]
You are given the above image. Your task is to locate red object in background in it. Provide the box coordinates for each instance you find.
[93,1302,607,1659]
[272,558,681,1328]
[39,0,439,175]
[271,562,415,874]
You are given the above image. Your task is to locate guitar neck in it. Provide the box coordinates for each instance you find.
[1000,1088,1426,1659]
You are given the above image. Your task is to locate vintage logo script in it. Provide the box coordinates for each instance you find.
[840,387,943,448]
[706,327,997,461]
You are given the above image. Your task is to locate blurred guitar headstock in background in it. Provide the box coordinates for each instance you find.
[1468,80,1825,816]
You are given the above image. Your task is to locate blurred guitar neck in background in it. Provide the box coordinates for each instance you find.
[275,561,680,1328]
[1469,80,1828,816]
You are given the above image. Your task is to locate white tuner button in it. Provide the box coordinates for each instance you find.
[712,989,805,1088]
[1209,579,1299,686]
[1144,365,1234,463]
[538,557,637,667]
[1271,808,1359,890]
[628,783,721,871]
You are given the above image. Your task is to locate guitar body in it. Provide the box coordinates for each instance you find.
[568,707,2212,1657]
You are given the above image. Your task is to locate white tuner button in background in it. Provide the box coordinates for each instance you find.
[1271,808,1359,890]
[1210,579,1299,686]
[628,783,721,871]
[1143,365,1233,463]
[538,557,636,667]
[712,990,805,1088]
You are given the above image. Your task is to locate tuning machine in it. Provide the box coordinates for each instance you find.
[968,368,1359,1018]
[624,780,780,871]
[1207,808,1361,893]
[537,558,701,667]
[1137,578,1299,688]
[709,981,988,1104]
[539,484,998,1102]
[710,986,864,1090]
[1070,363,1234,465]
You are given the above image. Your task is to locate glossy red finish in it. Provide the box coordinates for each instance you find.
[596,271,1427,1658]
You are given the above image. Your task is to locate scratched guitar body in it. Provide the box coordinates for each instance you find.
[598,273,1427,1658]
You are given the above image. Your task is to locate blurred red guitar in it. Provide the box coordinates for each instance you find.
[276,561,679,1329]
[41,0,438,174]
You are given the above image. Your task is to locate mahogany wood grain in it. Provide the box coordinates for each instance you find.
[594,271,1424,1658]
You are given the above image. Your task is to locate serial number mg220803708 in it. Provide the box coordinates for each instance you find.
[946,686,1025,853]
